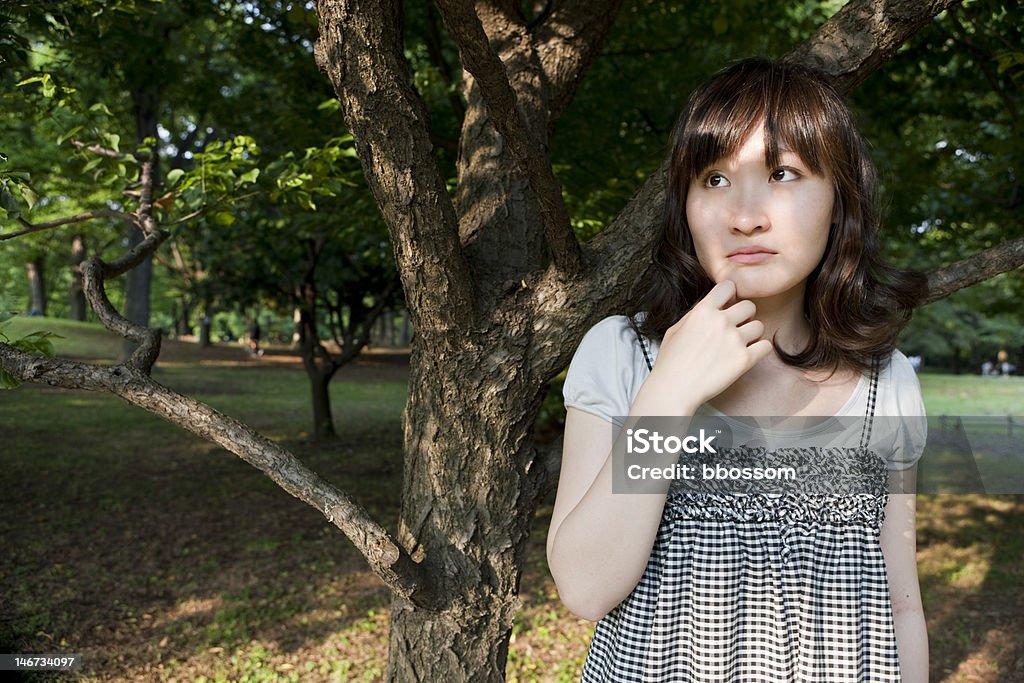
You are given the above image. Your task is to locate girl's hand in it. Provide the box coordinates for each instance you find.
[643,280,772,412]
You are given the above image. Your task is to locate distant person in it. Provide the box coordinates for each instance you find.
[249,320,262,356]
[997,349,1011,377]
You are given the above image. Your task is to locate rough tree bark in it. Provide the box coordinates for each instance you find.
[310,0,981,681]
[6,1,1022,681]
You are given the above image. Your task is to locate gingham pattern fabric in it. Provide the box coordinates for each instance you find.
[580,327,900,682]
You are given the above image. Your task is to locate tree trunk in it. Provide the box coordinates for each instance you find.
[298,320,338,439]
[123,82,160,358]
[122,225,154,356]
[197,312,212,347]
[176,300,193,338]
[386,337,543,682]
[298,298,335,438]
[307,366,336,439]
[25,257,46,316]
[69,234,87,321]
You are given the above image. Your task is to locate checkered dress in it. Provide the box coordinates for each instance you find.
[581,329,901,682]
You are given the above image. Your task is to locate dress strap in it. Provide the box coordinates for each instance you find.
[859,357,881,450]
[628,315,654,373]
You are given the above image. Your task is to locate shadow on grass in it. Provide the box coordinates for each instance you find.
[918,494,1024,682]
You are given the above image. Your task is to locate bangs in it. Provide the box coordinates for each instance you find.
[676,59,844,183]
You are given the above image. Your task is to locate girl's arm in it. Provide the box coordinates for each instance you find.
[547,281,772,620]
[880,467,928,683]
[545,406,688,620]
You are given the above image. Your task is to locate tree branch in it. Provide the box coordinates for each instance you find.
[79,257,162,373]
[104,157,168,278]
[923,236,1024,305]
[313,0,476,336]
[0,344,442,610]
[1,211,137,241]
[435,0,582,275]
[70,139,133,160]
[337,278,401,366]
[785,0,964,93]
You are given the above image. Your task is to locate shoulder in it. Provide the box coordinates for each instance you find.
[574,315,638,353]
[872,349,927,469]
[563,315,647,424]
[566,315,644,377]
[881,349,917,380]
[876,349,923,405]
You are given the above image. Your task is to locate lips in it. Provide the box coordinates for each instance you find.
[727,246,777,264]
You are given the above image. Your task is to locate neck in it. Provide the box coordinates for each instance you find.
[749,285,811,356]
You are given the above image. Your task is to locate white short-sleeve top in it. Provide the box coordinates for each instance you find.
[563,315,927,471]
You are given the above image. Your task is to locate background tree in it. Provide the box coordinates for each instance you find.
[4,1,1024,681]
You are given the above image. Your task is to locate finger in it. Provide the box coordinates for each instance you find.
[724,299,757,326]
[737,319,765,344]
[667,280,736,335]
[703,280,737,309]
[747,338,774,364]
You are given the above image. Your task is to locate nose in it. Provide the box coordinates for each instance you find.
[728,188,771,235]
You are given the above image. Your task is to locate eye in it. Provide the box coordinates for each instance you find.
[770,167,800,182]
[704,173,730,188]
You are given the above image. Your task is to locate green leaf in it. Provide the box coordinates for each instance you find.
[213,211,236,225]
[16,75,46,88]
[0,368,20,390]
[0,185,18,213]
[13,331,61,358]
[57,125,85,145]
[239,168,260,184]
[18,184,38,211]
[166,168,185,186]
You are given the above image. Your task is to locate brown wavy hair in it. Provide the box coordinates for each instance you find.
[637,57,926,374]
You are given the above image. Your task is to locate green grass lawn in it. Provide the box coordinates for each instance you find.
[3,315,127,360]
[1,317,1022,682]
[918,372,1024,416]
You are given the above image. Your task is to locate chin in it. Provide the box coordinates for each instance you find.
[734,286,774,301]
[730,278,786,302]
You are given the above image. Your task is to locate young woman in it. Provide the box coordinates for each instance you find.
[547,58,929,682]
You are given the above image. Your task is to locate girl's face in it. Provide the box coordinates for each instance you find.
[685,122,835,305]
